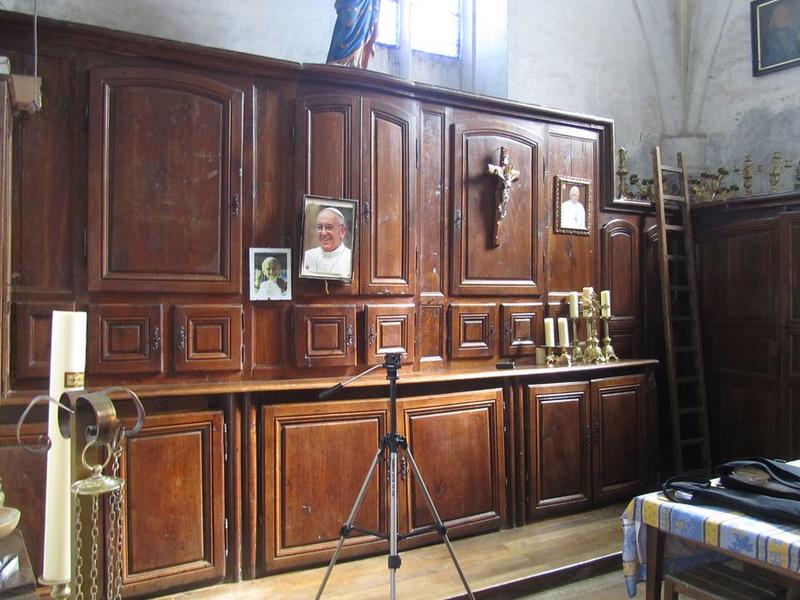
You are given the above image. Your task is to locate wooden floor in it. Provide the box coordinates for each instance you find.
[156,503,629,599]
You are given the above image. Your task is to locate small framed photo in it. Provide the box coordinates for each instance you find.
[299,195,358,282]
[751,0,800,76]
[250,248,291,301]
[554,175,592,236]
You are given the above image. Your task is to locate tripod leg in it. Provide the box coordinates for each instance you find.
[316,446,384,600]
[403,449,476,600]
[389,447,399,600]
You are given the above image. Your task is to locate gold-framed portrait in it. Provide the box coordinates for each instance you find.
[554,175,592,236]
[299,195,358,282]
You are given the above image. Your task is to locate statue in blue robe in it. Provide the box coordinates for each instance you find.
[326,0,381,69]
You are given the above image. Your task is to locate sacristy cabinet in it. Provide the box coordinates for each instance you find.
[522,374,648,520]
[117,410,226,597]
[260,388,505,572]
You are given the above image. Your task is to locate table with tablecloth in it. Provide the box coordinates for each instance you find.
[622,488,800,598]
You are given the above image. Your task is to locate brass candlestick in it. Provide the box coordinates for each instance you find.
[39,579,70,599]
[545,345,556,367]
[570,315,584,363]
[601,312,619,361]
[555,346,572,367]
[582,292,607,364]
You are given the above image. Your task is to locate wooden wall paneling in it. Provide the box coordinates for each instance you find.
[250,305,288,375]
[545,127,598,295]
[448,302,498,360]
[13,300,76,381]
[418,104,449,299]
[88,303,164,375]
[364,303,415,365]
[0,76,10,394]
[360,96,416,295]
[781,214,800,455]
[252,85,287,248]
[174,304,244,373]
[601,217,640,358]
[590,375,647,502]
[292,304,357,368]
[399,389,506,538]
[119,410,225,597]
[524,382,591,519]
[294,93,360,296]
[418,301,446,369]
[0,423,47,582]
[12,53,77,293]
[500,302,542,357]
[87,67,243,293]
[261,399,388,572]
[451,113,543,296]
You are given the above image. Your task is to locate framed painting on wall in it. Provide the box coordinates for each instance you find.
[250,248,291,301]
[751,0,800,76]
[299,195,358,282]
[554,175,592,236]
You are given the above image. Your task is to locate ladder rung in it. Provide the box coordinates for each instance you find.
[665,224,685,232]
[676,376,701,383]
[660,165,682,174]
[681,437,706,446]
[667,254,687,261]
[662,193,686,202]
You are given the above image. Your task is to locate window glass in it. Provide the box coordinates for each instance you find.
[376,0,400,47]
[376,0,461,58]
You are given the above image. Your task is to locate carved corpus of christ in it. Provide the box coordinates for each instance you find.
[487,146,521,247]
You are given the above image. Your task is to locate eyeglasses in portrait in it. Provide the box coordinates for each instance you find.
[250,248,292,301]
[299,195,358,282]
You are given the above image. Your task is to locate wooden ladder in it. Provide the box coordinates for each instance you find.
[652,147,712,475]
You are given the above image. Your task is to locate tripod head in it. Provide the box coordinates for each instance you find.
[318,352,404,400]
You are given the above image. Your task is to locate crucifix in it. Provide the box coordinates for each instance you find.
[487,147,520,246]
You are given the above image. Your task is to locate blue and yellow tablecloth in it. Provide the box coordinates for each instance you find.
[621,490,800,597]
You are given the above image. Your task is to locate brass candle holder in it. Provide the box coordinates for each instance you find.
[582,292,607,364]
[570,315,584,363]
[600,311,619,361]
[38,579,70,600]
[545,345,556,367]
[555,345,572,367]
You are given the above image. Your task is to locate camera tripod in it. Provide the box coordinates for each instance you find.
[315,353,475,600]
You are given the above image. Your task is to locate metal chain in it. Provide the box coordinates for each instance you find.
[89,495,100,600]
[106,493,116,600]
[73,496,85,600]
[111,443,124,600]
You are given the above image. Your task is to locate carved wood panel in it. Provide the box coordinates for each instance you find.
[400,389,505,535]
[418,106,448,297]
[360,96,416,295]
[88,304,164,375]
[601,218,640,358]
[13,301,76,380]
[448,302,498,360]
[364,303,415,365]
[451,114,543,296]
[119,410,225,597]
[590,375,647,502]
[525,383,591,519]
[418,303,446,368]
[87,67,243,293]
[173,304,243,372]
[500,302,542,357]
[262,400,388,571]
[293,304,357,368]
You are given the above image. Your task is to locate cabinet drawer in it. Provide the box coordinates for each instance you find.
[500,302,542,357]
[364,304,415,365]
[88,304,164,375]
[293,304,357,368]
[448,302,498,359]
[174,304,242,372]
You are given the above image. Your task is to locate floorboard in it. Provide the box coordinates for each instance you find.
[155,503,627,599]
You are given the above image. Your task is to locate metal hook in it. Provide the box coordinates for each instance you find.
[15,394,75,454]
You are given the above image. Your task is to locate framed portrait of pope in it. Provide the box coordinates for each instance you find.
[299,195,358,282]
[554,175,592,236]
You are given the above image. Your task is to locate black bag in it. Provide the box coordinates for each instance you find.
[662,458,800,524]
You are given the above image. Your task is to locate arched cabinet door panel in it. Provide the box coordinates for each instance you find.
[451,114,544,296]
[87,67,243,293]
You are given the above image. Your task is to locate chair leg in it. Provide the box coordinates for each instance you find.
[663,579,679,600]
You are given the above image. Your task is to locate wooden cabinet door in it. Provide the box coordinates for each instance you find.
[87,67,243,293]
[500,302,542,357]
[590,375,648,502]
[174,304,243,372]
[360,96,416,295]
[119,410,225,597]
[88,304,164,375]
[13,301,75,381]
[524,383,591,520]
[451,113,544,296]
[448,302,498,359]
[399,389,506,539]
[364,303,415,365]
[262,400,388,571]
[293,304,357,368]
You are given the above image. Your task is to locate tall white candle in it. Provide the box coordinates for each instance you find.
[601,290,611,318]
[568,292,579,319]
[42,311,86,583]
[582,287,594,317]
[558,317,569,347]
[544,318,555,347]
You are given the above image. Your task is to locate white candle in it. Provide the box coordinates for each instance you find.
[42,311,86,583]
[558,317,569,347]
[601,290,611,318]
[582,286,594,301]
[544,318,555,347]
[568,292,579,319]
[582,287,594,317]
